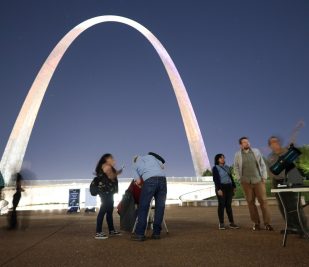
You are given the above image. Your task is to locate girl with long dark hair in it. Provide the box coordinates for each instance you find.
[212,154,239,230]
[94,153,122,239]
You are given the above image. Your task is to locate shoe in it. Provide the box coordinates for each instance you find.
[229,223,240,229]
[252,224,261,231]
[131,234,146,242]
[219,223,226,230]
[265,224,274,231]
[95,232,108,240]
[109,230,121,236]
[151,234,161,240]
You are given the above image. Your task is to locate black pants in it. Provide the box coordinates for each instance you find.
[216,184,234,224]
[0,186,4,199]
[10,191,21,229]
[275,192,308,231]
[96,192,115,233]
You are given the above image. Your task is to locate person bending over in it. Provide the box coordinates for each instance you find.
[131,152,167,241]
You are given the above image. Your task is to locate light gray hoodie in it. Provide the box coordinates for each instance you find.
[234,148,268,182]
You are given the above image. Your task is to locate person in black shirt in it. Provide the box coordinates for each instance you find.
[94,154,123,239]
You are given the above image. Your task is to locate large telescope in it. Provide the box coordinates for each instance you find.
[270,144,304,186]
[270,144,302,176]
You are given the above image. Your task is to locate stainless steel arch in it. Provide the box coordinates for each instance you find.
[0,15,210,184]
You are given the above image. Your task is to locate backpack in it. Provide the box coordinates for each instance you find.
[90,174,118,196]
[90,177,100,196]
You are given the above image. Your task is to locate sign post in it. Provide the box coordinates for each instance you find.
[68,189,80,213]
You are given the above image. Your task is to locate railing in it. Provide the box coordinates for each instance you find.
[179,185,216,202]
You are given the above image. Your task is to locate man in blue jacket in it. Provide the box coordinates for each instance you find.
[131,152,167,241]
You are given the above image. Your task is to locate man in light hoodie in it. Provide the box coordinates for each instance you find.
[234,137,273,231]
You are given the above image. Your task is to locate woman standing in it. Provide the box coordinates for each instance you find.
[9,173,24,229]
[95,154,122,239]
[212,154,239,230]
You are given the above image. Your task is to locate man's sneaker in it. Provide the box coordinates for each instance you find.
[252,224,261,231]
[265,224,274,231]
[109,230,121,237]
[219,223,226,230]
[131,234,146,242]
[229,223,240,229]
[95,232,108,240]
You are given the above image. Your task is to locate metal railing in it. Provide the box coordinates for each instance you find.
[179,185,216,202]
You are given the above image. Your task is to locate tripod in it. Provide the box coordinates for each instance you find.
[132,198,169,234]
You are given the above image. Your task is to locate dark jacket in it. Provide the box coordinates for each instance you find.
[118,190,136,232]
[0,171,4,188]
[96,173,118,194]
[212,165,236,191]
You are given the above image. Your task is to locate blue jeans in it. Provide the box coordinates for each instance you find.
[96,192,115,233]
[135,176,167,236]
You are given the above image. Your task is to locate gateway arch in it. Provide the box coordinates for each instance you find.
[0,15,210,184]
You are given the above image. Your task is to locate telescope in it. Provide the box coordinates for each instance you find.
[270,144,302,176]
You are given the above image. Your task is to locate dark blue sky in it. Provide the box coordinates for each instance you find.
[0,0,308,179]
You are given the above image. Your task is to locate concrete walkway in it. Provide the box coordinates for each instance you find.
[0,206,308,267]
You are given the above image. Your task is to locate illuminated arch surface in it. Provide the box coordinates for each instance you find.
[0,15,210,184]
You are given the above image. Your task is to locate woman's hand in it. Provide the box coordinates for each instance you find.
[217,190,223,197]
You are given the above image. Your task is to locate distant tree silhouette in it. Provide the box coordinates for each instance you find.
[297,145,309,178]
[202,169,213,176]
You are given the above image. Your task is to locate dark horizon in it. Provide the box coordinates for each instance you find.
[0,0,308,180]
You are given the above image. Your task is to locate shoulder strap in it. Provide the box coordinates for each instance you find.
[218,165,232,177]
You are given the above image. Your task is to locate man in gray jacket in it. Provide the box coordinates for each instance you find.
[234,137,273,231]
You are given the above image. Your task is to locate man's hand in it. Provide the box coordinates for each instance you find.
[261,178,266,183]
[217,190,223,197]
[135,178,142,186]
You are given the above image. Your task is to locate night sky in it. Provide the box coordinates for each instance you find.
[0,0,308,180]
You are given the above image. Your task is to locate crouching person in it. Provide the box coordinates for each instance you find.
[131,152,167,241]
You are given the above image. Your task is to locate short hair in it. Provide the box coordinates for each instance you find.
[268,136,281,146]
[214,154,225,165]
[239,136,249,145]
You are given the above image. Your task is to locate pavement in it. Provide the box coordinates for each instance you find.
[0,205,308,267]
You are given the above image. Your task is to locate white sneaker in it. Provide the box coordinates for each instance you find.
[95,232,108,239]
[219,223,226,230]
